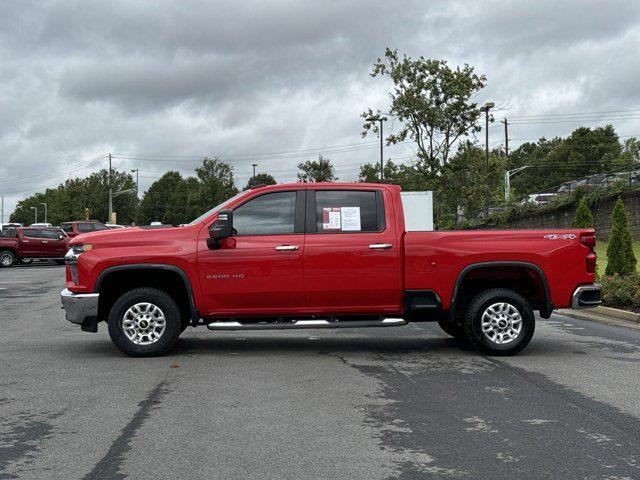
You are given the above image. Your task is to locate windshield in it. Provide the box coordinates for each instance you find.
[187,191,247,225]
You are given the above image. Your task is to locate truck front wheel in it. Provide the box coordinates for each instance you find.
[0,250,15,268]
[463,288,535,356]
[107,287,181,357]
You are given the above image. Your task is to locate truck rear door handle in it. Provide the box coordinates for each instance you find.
[369,243,393,250]
[275,245,299,251]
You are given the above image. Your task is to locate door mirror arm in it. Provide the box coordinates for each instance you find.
[207,209,233,250]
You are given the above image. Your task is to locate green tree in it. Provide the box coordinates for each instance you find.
[10,169,136,225]
[438,142,505,227]
[139,171,192,225]
[605,198,637,276]
[191,157,238,216]
[362,48,487,176]
[510,126,624,198]
[297,155,337,182]
[571,198,594,228]
[359,142,505,228]
[245,173,277,190]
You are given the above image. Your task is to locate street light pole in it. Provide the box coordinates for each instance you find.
[481,102,495,217]
[30,206,37,224]
[40,203,47,223]
[366,116,388,181]
[504,166,530,201]
[252,164,257,178]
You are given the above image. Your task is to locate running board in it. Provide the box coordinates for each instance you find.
[206,318,406,331]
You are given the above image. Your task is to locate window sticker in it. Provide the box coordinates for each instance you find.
[341,206,361,231]
[322,207,342,230]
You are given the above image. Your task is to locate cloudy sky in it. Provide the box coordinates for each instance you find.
[1,0,640,219]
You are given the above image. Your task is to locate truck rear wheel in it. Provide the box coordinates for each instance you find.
[463,288,535,356]
[0,250,15,268]
[107,287,181,357]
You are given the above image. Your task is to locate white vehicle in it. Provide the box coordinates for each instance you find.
[30,222,53,228]
[526,193,557,205]
[105,223,126,229]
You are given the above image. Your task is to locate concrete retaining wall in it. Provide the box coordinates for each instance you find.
[484,190,640,241]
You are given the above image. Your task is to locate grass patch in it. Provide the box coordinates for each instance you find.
[595,240,640,275]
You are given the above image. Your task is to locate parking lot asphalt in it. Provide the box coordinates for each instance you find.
[1,264,640,480]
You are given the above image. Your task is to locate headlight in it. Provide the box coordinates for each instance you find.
[66,244,93,263]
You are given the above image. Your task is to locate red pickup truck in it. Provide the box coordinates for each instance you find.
[60,183,600,357]
[0,227,69,267]
[60,220,110,238]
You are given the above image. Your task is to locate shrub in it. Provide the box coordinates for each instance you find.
[571,198,593,228]
[600,273,640,308]
[605,198,637,276]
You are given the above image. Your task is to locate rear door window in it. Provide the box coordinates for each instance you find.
[23,229,39,238]
[93,224,109,231]
[76,223,93,233]
[313,190,382,233]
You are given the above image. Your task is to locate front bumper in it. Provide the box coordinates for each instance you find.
[572,284,602,309]
[60,288,99,325]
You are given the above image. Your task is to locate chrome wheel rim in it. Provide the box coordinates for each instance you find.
[0,252,13,266]
[122,302,166,345]
[481,302,522,345]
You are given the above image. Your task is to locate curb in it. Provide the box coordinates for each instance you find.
[557,307,640,331]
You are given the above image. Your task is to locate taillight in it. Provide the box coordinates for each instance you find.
[581,233,596,273]
[580,234,595,250]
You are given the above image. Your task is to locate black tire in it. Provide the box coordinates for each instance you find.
[463,288,535,356]
[107,287,181,357]
[0,250,15,268]
[437,318,466,340]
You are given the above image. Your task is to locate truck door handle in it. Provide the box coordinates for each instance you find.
[275,245,299,251]
[369,243,393,250]
[42,241,48,243]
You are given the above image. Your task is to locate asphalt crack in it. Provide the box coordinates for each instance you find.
[82,380,171,480]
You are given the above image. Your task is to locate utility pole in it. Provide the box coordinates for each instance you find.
[481,102,495,218]
[502,118,509,159]
[1,195,3,225]
[252,164,257,178]
[366,115,387,181]
[40,203,48,223]
[131,169,139,226]
[30,206,37,224]
[108,153,113,224]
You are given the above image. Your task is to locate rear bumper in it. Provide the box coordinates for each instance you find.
[60,288,99,325]
[571,284,602,309]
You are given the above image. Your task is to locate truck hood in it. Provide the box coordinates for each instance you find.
[70,225,194,248]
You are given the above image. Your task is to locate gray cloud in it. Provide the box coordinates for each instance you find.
[1,0,640,218]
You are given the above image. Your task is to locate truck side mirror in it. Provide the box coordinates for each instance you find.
[207,209,233,249]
